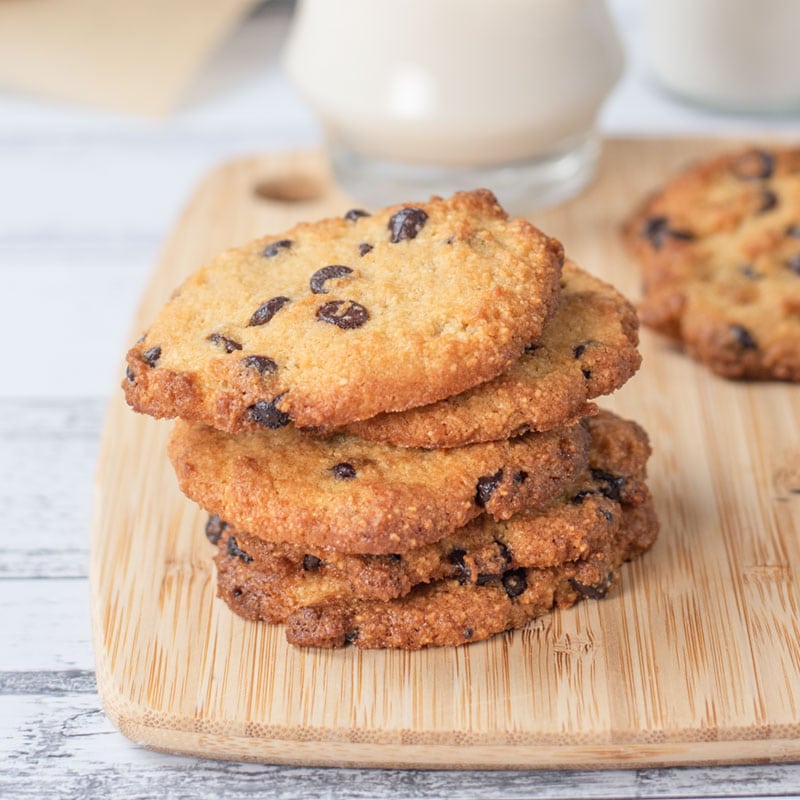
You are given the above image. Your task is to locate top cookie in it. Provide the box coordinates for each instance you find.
[338,261,641,447]
[622,146,800,380]
[124,189,564,430]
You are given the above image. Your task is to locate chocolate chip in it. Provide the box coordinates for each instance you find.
[142,346,161,367]
[241,355,278,374]
[388,207,428,243]
[582,368,592,380]
[332,462,357,480]
[262,239,292,257]
[310,265,353,294]
[573,343,587,359]
[303,554,322,571]
[125,365,135,382]
[476,572,500,586]
[475,469,503,507]
[513,470,528,484]
[758,189,779,214]
[445,236,455,245]
[249,296,290,326]
[733,150,774,180]
[358,243,373,257]
[643,216,695,250]
[589,468,626,502]
[205,514,228,545]
[787,225,800,239]
[207,333,242,353]
[232,588,243,597]
[602,509,614,523]
[448,548,469,582]
[463,627,474,639]
[344,630,359,644]
[571,488,596,505]
[247,396,290,428]
[344,208,370,221]
[740,264,762,280]
[731,324,758,350]
[387,554,402,563]
[570,572,614,600]
[226,535,252,563]
[317,300,369,329]
[787,254,800,275]
[502,568,528,599]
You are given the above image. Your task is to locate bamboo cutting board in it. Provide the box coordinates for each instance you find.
[91,140,800,769]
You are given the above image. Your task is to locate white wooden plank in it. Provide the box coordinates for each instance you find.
[3,692,800,800]
[0,579,93,671]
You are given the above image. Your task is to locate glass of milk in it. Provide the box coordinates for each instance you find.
[645,0,800,113]
[284,0,624,212]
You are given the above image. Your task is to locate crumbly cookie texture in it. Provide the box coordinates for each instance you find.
[622,146,800,380]
[338,261,641,447]
[168,419,589,555]
[124,189,564,430]
[213,411,654,623]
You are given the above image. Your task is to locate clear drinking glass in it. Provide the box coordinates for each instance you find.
[284,0,624,212]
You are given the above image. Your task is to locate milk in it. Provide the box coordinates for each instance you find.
[284,0,624,209]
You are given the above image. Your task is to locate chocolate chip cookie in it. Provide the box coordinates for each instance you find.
[125,189,564,430]
[168,419,589,554]
[623,146,800,380]
[213,411,654,623]
[339,261,641,447]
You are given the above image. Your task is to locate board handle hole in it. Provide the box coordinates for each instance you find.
[253,175,324,204]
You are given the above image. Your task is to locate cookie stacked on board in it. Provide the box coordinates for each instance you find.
[124,189,658,649]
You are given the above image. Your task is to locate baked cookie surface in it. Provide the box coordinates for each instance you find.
[168,419,589,554]
[340,262,641,447]
[212,411,654,622]
[125,189,564,430]
[623,146,800,380]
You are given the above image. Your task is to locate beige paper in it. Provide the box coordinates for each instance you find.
[0,0,261,115]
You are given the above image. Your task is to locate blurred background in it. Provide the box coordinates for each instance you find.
[2,0,798,395]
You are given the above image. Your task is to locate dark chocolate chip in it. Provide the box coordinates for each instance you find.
[241,355,278,375]
[387,554,402,563]
[571,488,597,505]
[142,346,161,367]
[569,572,614,600]
[388,207,428,243]
[513,470,528,484]
[448,548,469,582]
[125,365,135,382]
[730,324,758,350]
[310,265,353,294]
[758,189,779,214]
[787,225,800,239]
[463,627,474,639]
[262,239,292,257]
[589,468,626,503]
[205,514,228,545]
[247,396,291,428]
[358,243,373,257]
[475,469,503,507]
[332,462,357,480]
[226,535,252,563]
[316,300,369,329]
[207,333,242,353]
[232,588,243,597]
[582,368,592,380]
[476,572,501,586]
[643,216,695,250]
[344,208,370,221]
[787,254,800,275]
[573,343,587,359]
[502,568,528,599]
[602,509,614,523]
[303,554,322,571]
[733,149,775,180]
[740,264,762,280]
[249,296,291,326]
[344,630,359,644]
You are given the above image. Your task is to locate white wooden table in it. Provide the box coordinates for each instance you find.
[3,2,800,796]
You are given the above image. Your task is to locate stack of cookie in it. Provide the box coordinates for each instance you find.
[124,190,658,649]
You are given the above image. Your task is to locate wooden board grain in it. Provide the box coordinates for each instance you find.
[90,140,800,769]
